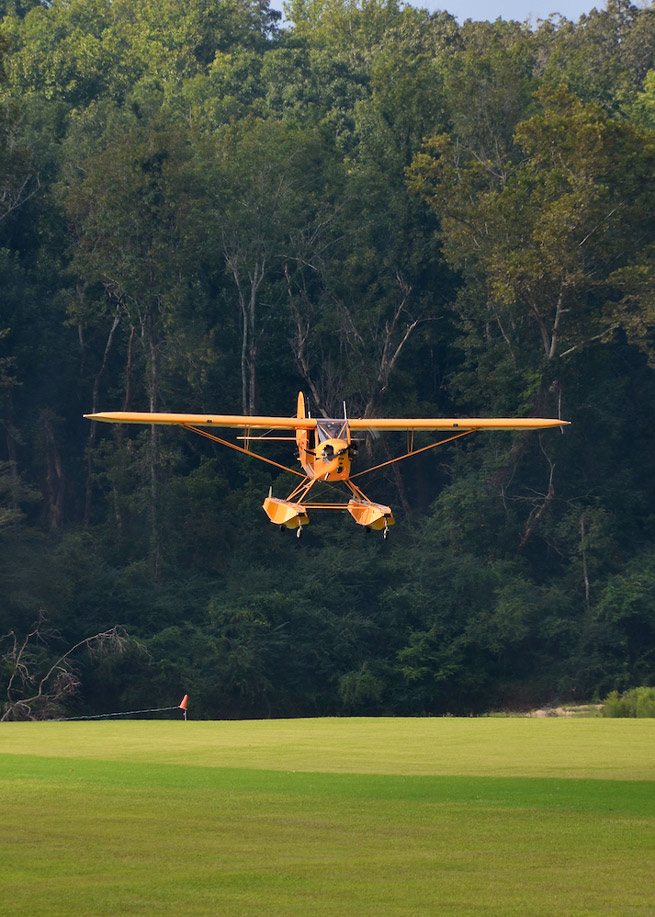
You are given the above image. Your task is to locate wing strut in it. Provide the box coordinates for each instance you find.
[181,424,306,477]
[350,429,477,480]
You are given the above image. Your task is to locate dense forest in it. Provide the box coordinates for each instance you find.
[2,0,655,719]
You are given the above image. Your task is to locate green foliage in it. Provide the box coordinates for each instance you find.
[338,662,384,712]
[602,686,655,717]
[2,0,655,717]
[539,0,655,109]
[3,0,279,106]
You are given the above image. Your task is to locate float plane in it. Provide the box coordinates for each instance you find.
[86,392,568,538]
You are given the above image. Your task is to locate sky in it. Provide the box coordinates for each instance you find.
[276,0,607,25]
[416,0,604,23]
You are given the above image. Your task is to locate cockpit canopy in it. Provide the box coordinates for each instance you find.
[316,419,349,443]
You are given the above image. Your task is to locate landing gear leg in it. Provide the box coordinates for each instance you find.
[296,525,303,539]
[383,521,390,540]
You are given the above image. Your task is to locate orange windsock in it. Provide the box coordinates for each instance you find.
[179,694,188,710]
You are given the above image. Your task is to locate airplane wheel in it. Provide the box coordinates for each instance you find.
[279,525,286,532]
[365,526,371,534]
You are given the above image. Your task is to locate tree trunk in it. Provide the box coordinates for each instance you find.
[42,412,65,530]
[4,392,21,518]
[84,306,122,526]
[580,514,591,610]
[145,309,161,579]
[225,250,267,415]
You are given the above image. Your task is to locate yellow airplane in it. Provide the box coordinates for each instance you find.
[86,392,569,538]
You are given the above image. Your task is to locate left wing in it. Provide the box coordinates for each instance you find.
[348,417,569,432]
[84,411,318,430]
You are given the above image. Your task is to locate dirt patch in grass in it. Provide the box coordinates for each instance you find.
[526,704,603,718]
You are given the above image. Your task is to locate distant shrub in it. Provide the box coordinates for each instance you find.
[602,687,655,717]
[338,663,384,713]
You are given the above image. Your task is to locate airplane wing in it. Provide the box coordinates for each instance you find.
[348,417,569,432]
[84,411,318,430]
[85,412,568,432]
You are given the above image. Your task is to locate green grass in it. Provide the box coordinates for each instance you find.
[2,719,655,915]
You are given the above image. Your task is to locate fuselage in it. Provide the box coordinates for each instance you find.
[299,434,353,481]
[295,404,356,481]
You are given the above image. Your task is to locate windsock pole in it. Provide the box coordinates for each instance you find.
[179,694,188,721]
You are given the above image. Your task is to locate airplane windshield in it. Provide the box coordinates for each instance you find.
[316,419,348,442]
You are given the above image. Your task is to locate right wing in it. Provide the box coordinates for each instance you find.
[84,411,318,431]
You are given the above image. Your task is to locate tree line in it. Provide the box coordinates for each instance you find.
[2,0,655,718]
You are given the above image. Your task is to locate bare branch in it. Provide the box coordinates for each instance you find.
[285,264,330,417]
[1,620,138,721]
[364,273,417,418]
[519,438,556,549]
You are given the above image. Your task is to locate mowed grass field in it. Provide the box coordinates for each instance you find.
[2,718,655,916]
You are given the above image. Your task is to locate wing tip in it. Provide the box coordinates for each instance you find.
[84,412,126,423]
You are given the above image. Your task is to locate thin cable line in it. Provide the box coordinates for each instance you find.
[56,705,181,721]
